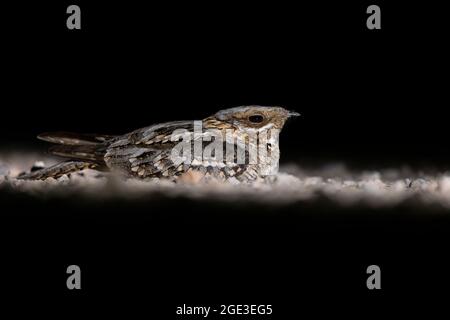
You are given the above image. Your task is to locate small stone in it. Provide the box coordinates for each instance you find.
[409,178,429,190]
[0,163,10,177]
[178,169,204,184]
[31,161,46,172]
[57,174,70,183]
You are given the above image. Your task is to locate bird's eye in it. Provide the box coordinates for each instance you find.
[248,115,264,123]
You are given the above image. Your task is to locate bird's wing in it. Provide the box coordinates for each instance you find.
[104,121,195,178]
[104,120,251,179]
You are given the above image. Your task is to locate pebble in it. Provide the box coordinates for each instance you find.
[0,163,10,177]
[31,161,46,172]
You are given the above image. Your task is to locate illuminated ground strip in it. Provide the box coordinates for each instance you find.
[1,153,450,208]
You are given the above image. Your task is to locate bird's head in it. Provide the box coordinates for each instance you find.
[206,105,300,131]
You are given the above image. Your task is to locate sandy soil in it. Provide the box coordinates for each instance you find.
[1,152,450,209]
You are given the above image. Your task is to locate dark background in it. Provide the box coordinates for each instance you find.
[2,1,449,168]
[1,1,450,317]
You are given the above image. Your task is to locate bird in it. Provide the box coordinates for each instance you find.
[19,106,299,183]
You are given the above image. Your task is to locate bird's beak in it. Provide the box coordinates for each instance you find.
[288,111,300,117]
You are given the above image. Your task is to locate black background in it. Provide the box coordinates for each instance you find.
[1,1,450,317]
[2,1,449,168]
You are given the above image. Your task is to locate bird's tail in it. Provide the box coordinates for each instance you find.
[18,132,116,180]
[37,131,115,162]
[37,131,115,146]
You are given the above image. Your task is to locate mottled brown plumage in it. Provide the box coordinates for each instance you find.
[19,106,299,182]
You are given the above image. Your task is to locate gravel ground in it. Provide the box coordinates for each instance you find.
[1,152,450,208]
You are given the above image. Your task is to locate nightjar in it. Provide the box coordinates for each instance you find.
[20,106,299,182]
